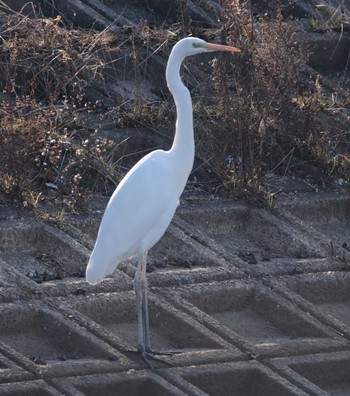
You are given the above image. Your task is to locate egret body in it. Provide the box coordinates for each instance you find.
[86,37,240,364]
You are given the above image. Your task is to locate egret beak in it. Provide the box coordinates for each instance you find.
[204,43,240,53]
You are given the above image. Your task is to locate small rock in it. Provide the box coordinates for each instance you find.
[238,251,257,264]
[342,242,350,252]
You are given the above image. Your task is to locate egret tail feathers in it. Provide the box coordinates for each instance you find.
[85,259,105,285]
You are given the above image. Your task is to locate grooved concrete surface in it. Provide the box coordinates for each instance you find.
[0,193,350,395]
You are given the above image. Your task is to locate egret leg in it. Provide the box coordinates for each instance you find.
[141,252,151,351]
[130,252,175,368]
[141,253,178,360]
[134,253,168,368]
[134,255,145,353]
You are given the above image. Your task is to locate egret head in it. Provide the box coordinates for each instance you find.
[174,37,240,58]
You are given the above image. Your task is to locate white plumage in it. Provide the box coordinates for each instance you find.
[86,37,240,365]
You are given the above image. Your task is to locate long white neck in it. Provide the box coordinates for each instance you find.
[166,47,195,177]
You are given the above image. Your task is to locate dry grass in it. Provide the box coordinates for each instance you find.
[0,11,182,211]
[310,1,350,31]
[191,0,350,200]
[192,1,308,198]
[0,2,349,213]
[0,10,123,209]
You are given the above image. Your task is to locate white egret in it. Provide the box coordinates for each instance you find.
[86,37,240,365]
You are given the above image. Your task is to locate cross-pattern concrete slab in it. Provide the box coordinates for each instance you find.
[0,194,350,395]
[160,361,310,395]
[270,351,350,395]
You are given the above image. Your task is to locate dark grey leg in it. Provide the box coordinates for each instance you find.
[141,252,152,350]
[134,252,178,368]
[134,254,144,353]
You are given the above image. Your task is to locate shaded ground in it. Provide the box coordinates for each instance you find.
[1,192,350,395]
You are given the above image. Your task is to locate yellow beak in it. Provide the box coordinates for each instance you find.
[204,43,241,53]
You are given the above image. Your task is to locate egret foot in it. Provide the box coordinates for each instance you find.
[126,347,179,368]
[145,347,181,356]
[140,349,174,369]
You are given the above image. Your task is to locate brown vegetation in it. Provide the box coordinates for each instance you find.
[0,1,349,213]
